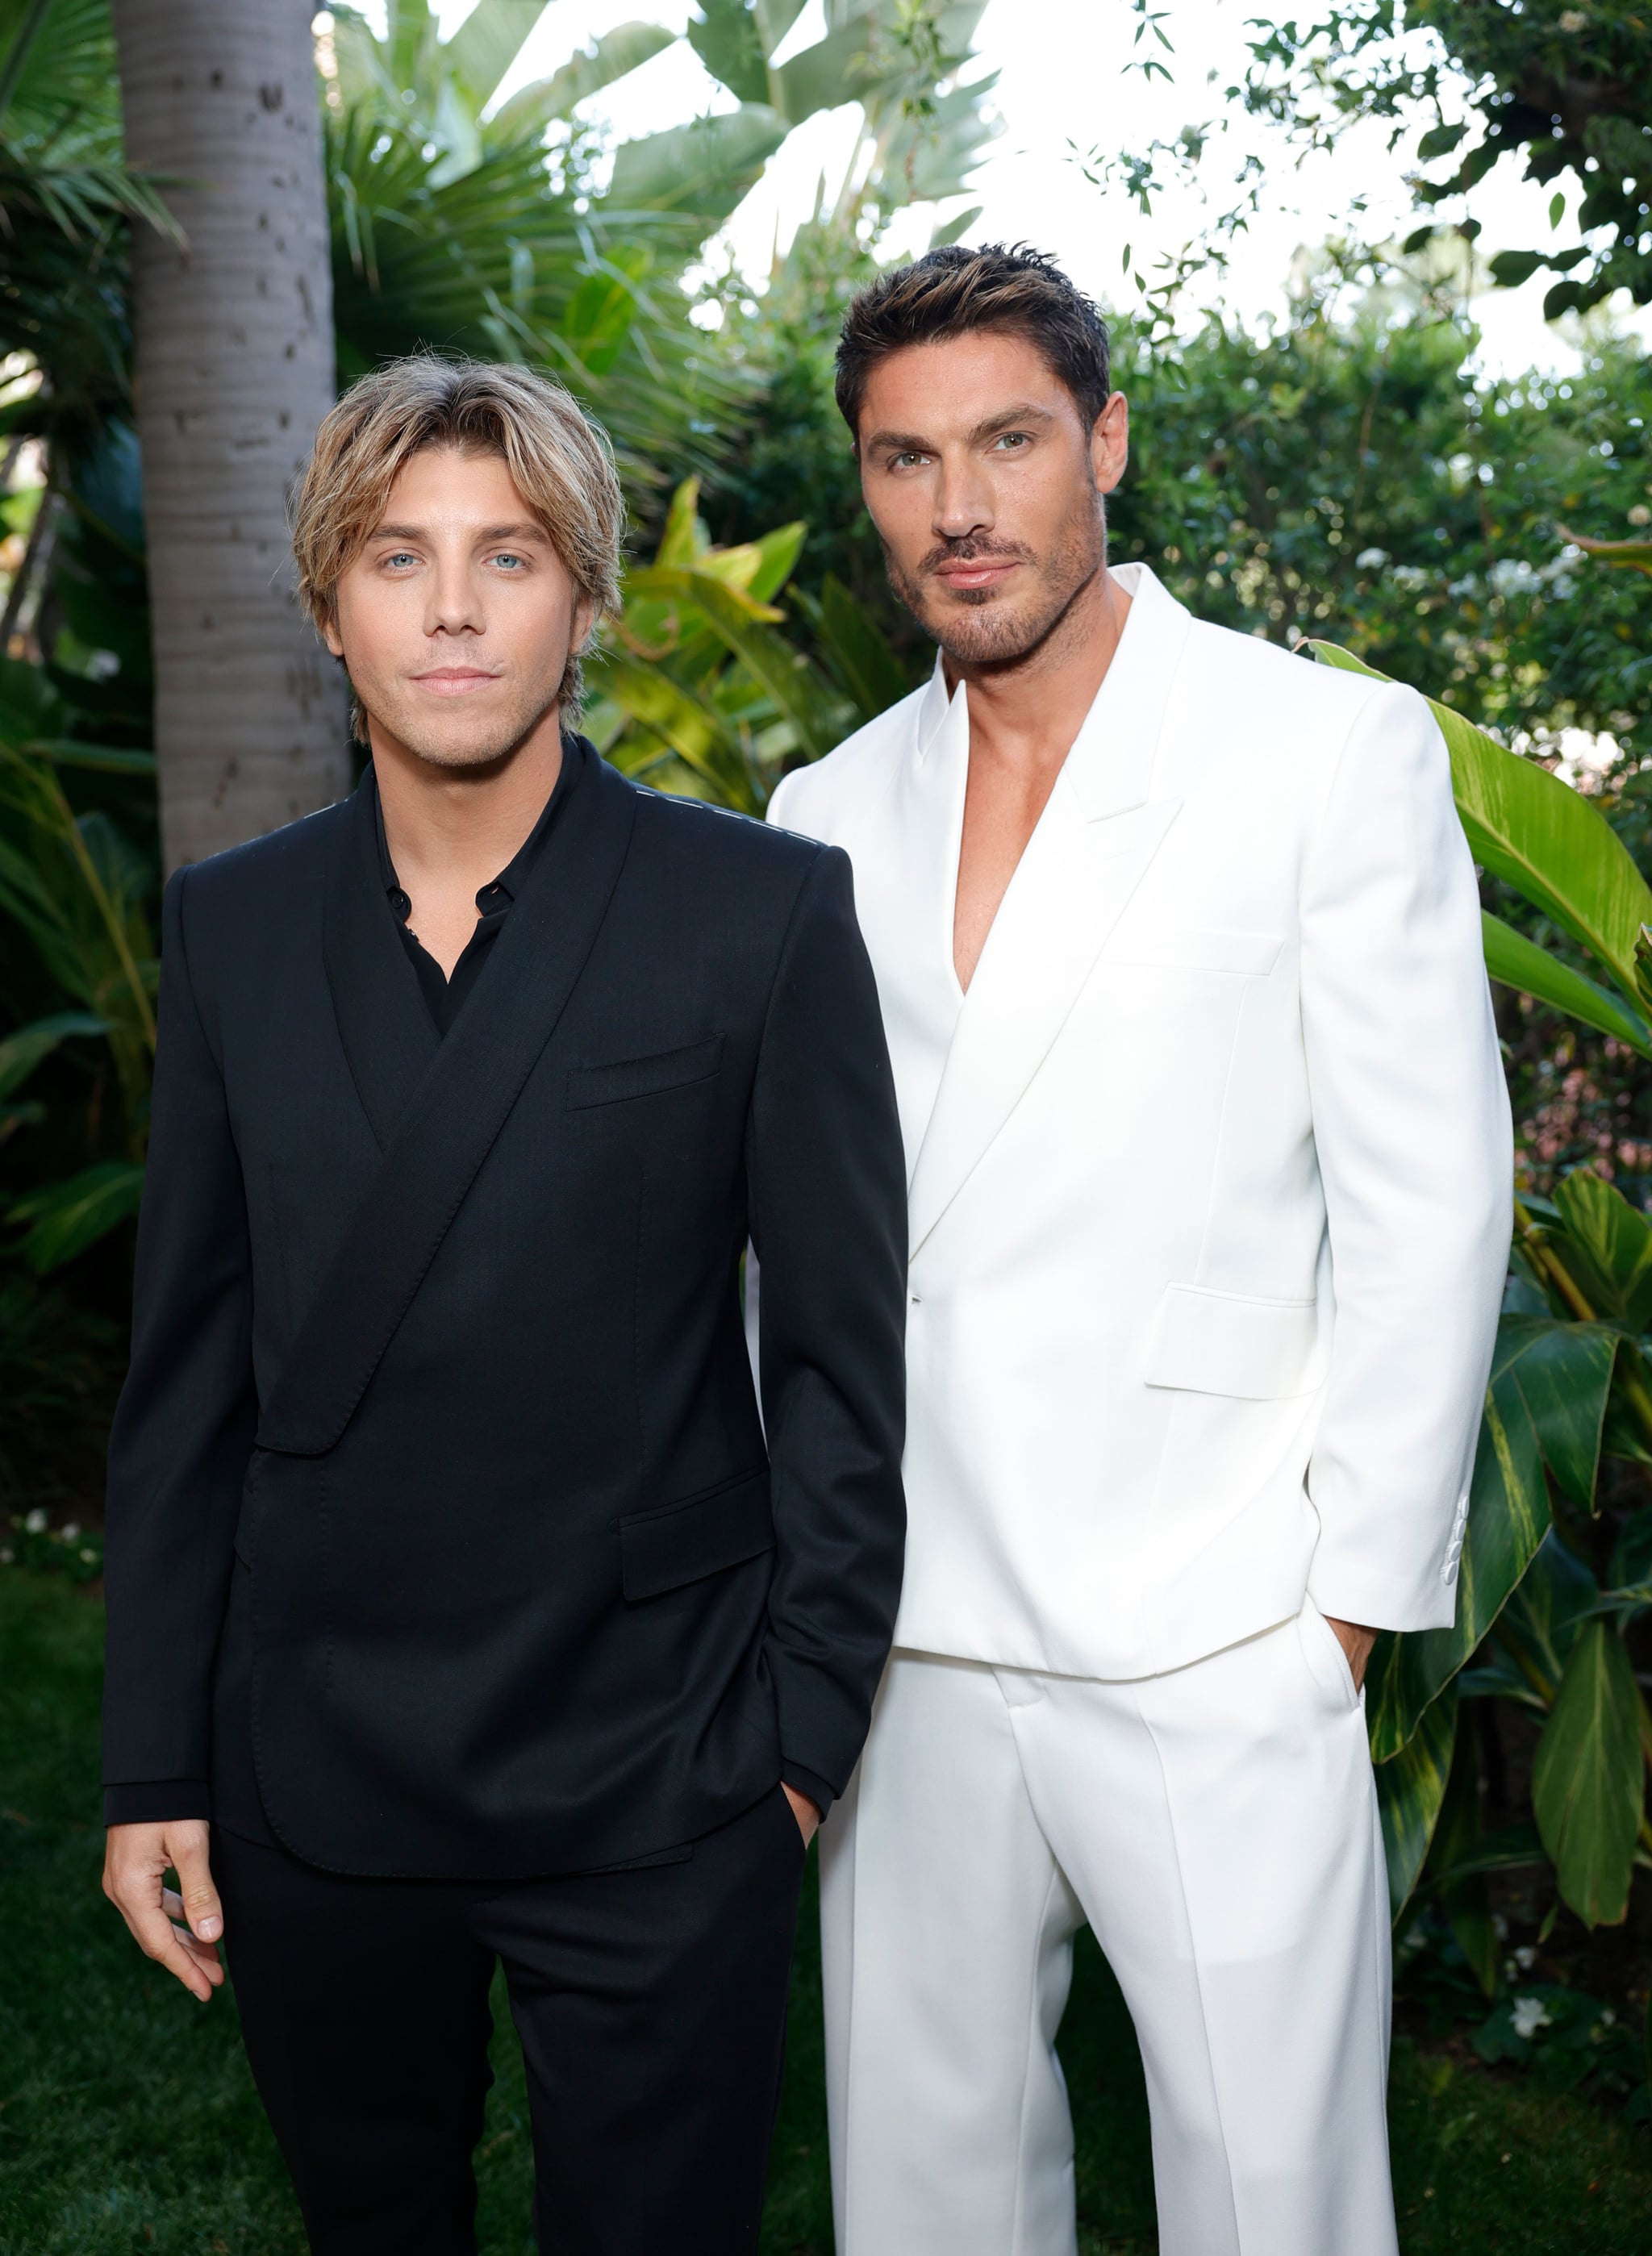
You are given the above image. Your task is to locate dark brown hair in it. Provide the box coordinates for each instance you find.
[834,243,1112,443]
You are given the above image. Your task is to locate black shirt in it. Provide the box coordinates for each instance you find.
[375,734,586,1037]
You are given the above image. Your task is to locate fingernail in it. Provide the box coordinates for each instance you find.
[197,1916,220,1941]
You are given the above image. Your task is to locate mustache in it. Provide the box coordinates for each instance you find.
[917,536,1035,575]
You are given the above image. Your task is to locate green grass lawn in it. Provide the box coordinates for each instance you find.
[2,1570,1648,2254]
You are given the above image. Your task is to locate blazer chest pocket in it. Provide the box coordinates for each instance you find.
[1142,1283,1323,1400]
[1108,926,1283,977]
[620,1468,774,1600]
[567,1036,723,1110]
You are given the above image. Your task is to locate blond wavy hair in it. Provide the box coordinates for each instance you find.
[291,356,624,739]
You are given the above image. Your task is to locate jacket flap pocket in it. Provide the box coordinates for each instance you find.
[620,1468,774,1600]
[1109,926,1283,976]
[568,1036,723,1110]
[1143,1284,1321,1400]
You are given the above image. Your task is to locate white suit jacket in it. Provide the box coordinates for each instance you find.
[767,562,1512,1679]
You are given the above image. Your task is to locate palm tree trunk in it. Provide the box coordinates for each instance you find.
[110,0,347,869]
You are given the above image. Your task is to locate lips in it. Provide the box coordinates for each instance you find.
[933,559,1019,591]
[412,669,502,694]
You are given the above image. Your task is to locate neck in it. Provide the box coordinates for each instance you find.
[941,563,1131,781]
[370,707,565,894]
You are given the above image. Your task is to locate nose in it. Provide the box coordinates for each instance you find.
[933,447,994,544]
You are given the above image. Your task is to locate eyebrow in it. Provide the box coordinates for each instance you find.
[864,402,1057,455]
[367,520,553,544]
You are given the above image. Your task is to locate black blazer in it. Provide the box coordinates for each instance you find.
[102,749,907,1878]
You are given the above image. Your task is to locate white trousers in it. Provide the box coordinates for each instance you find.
[819,1610,1397,2256]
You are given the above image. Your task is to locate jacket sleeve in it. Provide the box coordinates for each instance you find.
[1299,682,1512,1632]
[747,844,907,1801]
[102,865,257,1816]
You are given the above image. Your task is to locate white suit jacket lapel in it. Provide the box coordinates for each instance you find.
[906,565,1192,1257]
[879,662,970,1176]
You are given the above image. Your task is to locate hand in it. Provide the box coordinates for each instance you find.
[103,1820,225,2003]
[1325,1616,1379,1692]
[781,1782,821,1848]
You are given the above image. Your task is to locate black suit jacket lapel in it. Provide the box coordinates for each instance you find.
[324,769,443,1153]
[258,753,640,1457]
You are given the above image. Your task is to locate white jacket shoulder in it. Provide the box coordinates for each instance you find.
[768,682,928,840]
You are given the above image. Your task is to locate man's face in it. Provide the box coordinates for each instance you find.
[326,444,590,769]
[856,330,1128,668]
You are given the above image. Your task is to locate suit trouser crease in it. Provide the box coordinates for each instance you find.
[819,1616,1399,2256]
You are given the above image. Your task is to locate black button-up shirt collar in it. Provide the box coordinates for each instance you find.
[373,734,588,1038]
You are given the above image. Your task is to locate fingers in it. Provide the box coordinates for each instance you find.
[102,1820,225,2003]
[169,1824,224,1946]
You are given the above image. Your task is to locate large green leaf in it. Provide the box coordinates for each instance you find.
[689,0,770,103]
[1551,1169,1652,1333]
[489,22,678,140]
[586,653,753,807]
[1532,1620,1644,1927]
[1375,1680,1458,1920]
[1481,910,1652,1056]
[1496,1529,1600,1701]
[625,565,833,760]
[0,1009,106,1102]
[443,0,550,111]
[608,106,788,220]
[801,573,913,730]
[1365,1314,1617,1758]
[10,1157,144,1270]
[1310,640,1652,1006]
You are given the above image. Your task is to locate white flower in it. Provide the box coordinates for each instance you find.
[1512,1995,1552,2041]
[1514,1945,1537,1970]
[60,1522,79,1543]
[1355,547,1389,569]
[23,1509,47,1535]
[1492,1914,1509,1940]
[1600,2008,1616,2028]
[78,1548,96,1564]
[0,1548,12,1566]
[1559,9,1589,31]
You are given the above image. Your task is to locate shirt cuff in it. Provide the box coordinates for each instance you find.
[103,1779,212,1829]
[780,1763,836,1821]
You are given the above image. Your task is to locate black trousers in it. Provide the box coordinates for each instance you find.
[215,1787,807,2254]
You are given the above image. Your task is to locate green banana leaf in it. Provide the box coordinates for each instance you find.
[1310,640,1652,1008]
[1551,1169,1652,1333]
[1481,910,1652,1056]
[1365,1315,1619,1758]
[1532,1620,1644,1926]
[608,107,788,221]
[625,566,833,761]
[1375,1682,1458,1920]
[10,1157,144,1271]
[798,574,914,731]
[1495,1529,1600,1701]
[589,653,754,808]
[490,23,678,141]
[0,1010,106,1102]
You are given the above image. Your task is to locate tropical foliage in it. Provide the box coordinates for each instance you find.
[588,477,910,813]
[1310,631,1652,1957]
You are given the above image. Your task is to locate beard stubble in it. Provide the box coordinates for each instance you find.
[882,487,1108,671]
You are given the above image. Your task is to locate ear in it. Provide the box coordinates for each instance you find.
[1092,391,1129,498]
[320,609,346,661]
[570,590,596,652]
